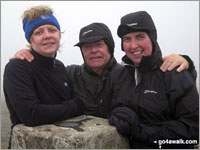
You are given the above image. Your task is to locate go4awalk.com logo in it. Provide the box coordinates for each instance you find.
[153,139,198,149]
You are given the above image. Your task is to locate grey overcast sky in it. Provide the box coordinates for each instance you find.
[1,1,199,93]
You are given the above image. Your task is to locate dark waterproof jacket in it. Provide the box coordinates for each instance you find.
[65,57,126,118]
[3,50,84,127]
[113,43,199,149]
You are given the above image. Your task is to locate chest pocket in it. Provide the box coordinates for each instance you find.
[137,86,169,123]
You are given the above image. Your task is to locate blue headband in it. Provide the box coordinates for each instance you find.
[23,14,61,43]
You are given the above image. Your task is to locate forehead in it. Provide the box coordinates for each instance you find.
[34,24,57,30]
[81,39,105,46]
[123,31,148,37]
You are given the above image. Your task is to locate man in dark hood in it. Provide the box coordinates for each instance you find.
[74,23,115,76]
[68,22,122,118]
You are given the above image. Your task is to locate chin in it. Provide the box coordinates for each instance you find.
[132,60,141,66]
[46,49,57,53]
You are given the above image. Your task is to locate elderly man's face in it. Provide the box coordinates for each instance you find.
[81,40,111,75]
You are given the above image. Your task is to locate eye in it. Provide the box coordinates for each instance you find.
[82,44,90,50]
[123,37,131,43]
[136,34,145,40]
[49,28,57,33]
[33,30,42,35]
[96,43,104,47]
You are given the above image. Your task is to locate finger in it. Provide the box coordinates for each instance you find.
[180,57,189,70]
[9,56,25,61]
[160,61,171,72]
[162,56,168,61]
[167,55,189,72]
[22,53,33,62]
[9,57,14,61]
[15,50,33,62]
[167,62,179,71]
[17,56,25,60]
[161,54,180,72]
[176,64,186,72]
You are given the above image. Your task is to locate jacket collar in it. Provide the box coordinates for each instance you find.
[31,49,56,68]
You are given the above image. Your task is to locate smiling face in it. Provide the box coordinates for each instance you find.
[81,40,111,75]
[122,32,153,66]
[31,24,60,57]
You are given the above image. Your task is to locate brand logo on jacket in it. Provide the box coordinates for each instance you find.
[64,82,68,87]
[144,90,158,94]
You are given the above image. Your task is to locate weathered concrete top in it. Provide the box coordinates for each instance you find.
[11,115,129,149]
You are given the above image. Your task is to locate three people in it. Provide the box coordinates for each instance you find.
[4,5,198,149]
[11,22,194,119]
[109,11,199,149]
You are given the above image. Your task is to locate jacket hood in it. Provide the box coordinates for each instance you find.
[118,11,157,41]
[117,11,157,52]
[119,11,162,71]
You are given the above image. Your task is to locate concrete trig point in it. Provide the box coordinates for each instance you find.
[11,115,129,149]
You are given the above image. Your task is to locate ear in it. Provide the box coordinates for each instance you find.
[29,36,33,44]
[59,32,61,38]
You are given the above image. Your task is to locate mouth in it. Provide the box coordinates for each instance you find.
[131,49,144,55]
[89,56,102,60]
[42,42,55,46]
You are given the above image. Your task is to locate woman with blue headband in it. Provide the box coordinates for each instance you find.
[3,5,85,148]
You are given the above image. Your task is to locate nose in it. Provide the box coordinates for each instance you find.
[90,46,98,53]
[130,39,139,50]
[43,30,51,39]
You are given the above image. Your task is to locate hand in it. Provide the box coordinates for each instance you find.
[160,54,189,72]
[109,114,131,136]
[108,107,138,136]
[9,49,33,62]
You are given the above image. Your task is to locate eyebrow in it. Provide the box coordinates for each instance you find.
[136,32,145,35]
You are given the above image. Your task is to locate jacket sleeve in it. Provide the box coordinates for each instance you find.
[132,70,199,145]
[3,60,84,126]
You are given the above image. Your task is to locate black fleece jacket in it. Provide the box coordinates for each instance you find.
[3,50,84,127]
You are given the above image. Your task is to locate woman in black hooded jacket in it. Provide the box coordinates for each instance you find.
[109,11,199,149]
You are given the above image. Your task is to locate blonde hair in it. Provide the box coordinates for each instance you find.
[22,5,53,23]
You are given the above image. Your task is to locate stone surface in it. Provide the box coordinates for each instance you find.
[1,99,12,149]
[11,115,129,149]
